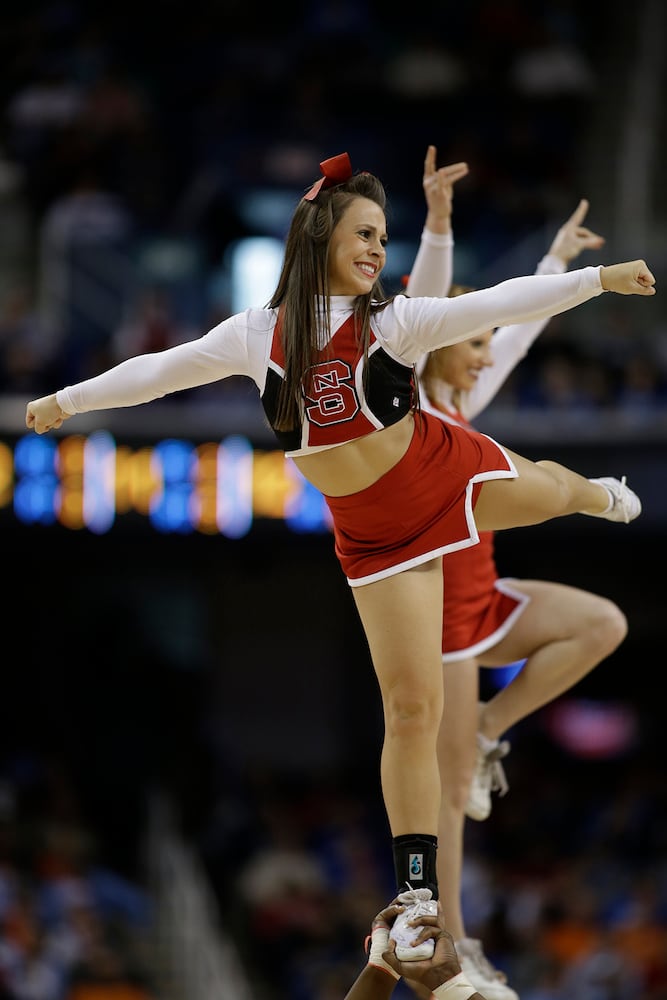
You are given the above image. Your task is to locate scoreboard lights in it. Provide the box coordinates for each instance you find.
[11,431,332,537]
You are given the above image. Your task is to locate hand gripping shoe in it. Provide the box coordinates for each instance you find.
[389,884,438,961]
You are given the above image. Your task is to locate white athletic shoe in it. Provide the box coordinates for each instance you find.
[465,733,510,821]
[389,885,438,961]
[455,937,519,1000]
[587,476,641,523]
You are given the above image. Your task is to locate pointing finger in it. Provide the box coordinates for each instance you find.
[569,198,590,226]
[424,145,437,177]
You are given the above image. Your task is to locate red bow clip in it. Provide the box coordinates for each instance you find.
[303,152,353,201]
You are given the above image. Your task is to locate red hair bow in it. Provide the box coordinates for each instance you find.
[303,152,353,201]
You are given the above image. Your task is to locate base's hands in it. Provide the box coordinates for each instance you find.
[370,901,405,934]
[381,901,464,992]
[600,260,656,295]
[549,198,605,264]
[25,394,70,434]
[423,145,469,233]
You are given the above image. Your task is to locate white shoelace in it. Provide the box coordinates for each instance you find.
[480,741,510,796]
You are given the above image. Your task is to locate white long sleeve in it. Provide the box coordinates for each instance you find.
[56,267,604,418]
[57,307,271,415]
[405,229,454,298]
[382,265,604,362]
[458,254,567,420]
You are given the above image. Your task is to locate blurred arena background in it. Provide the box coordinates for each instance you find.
[1,2,666,998]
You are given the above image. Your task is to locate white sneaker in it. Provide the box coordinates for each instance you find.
[455,937,519,1000]
[389,885,438,961]
[587,476,641,523]
[465,733,510,821]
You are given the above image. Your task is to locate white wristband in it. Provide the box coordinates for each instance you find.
[368,926,400,981]
[421,228,454,247]
[433,971,478,998]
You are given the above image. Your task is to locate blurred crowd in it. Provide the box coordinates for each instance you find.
[192,722,667,1000]
[2,712,666,1000]
[1,1,666,416]
[0,759,156,1000]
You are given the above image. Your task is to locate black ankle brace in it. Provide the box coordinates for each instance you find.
[392,833,438,899]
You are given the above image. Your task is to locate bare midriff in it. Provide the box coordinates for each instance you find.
[292,412,415,497]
